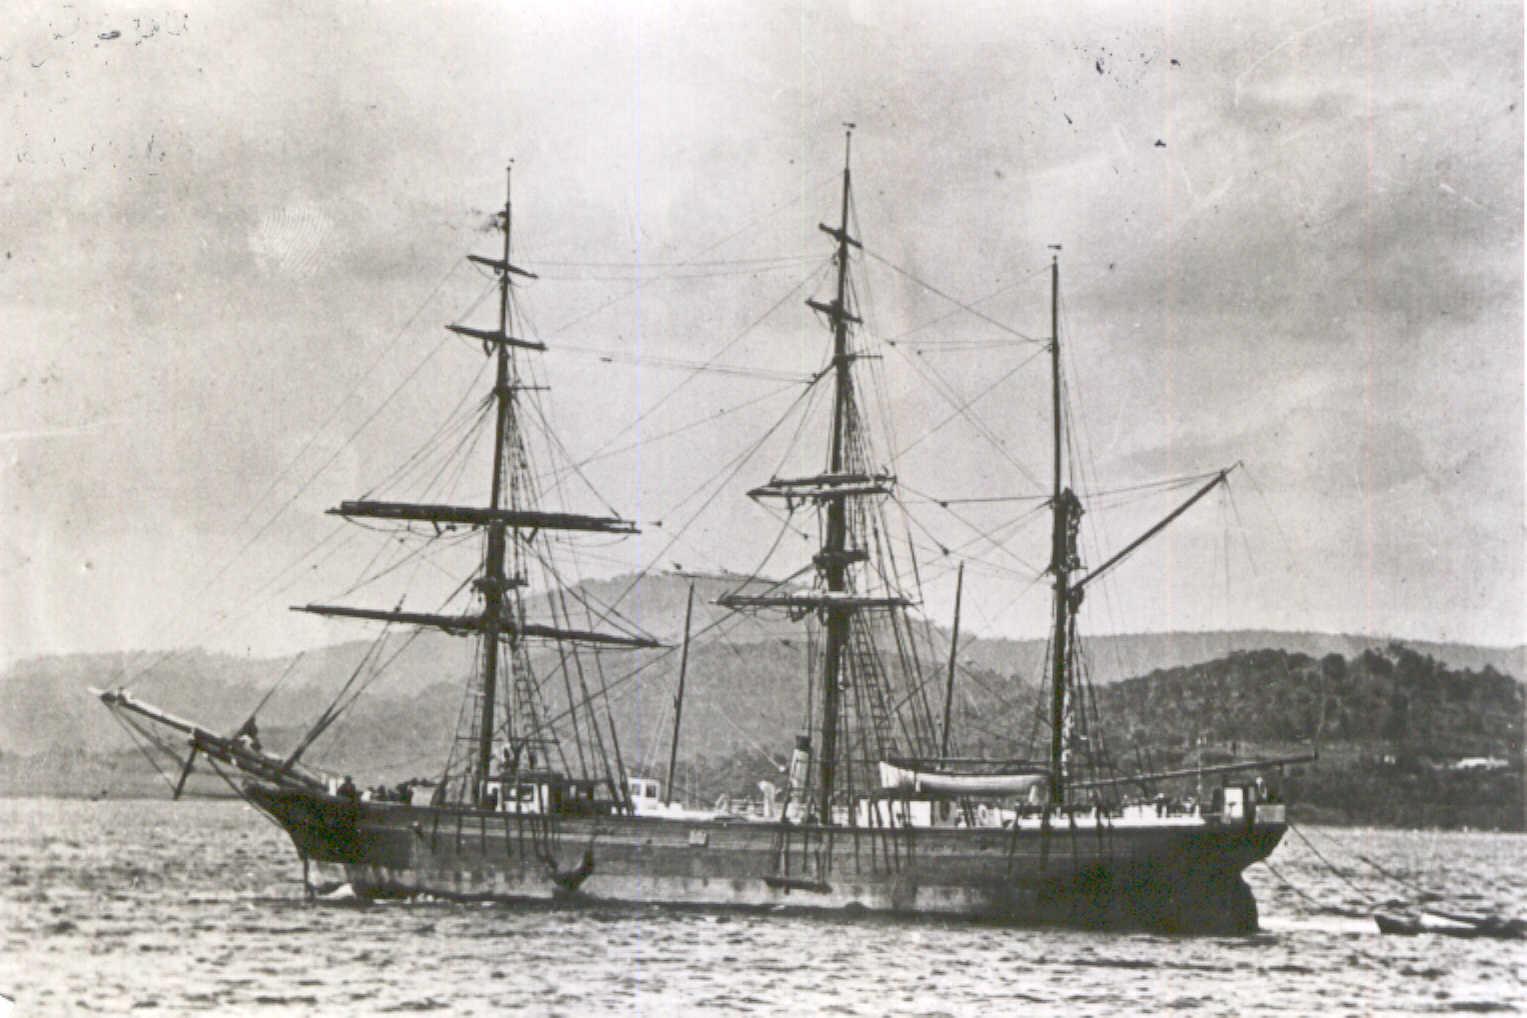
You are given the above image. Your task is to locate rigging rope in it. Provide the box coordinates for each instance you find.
[225,259,465,548]
[844,195,905,477]
[585,360,830,632]
[550,342,812,383]
[860,247,1047,346]
[564,256,836,479]
[105,709,180,794]
[892,346,1048,460]
[364,357,495,498]
[535,379,803,493]
[327,529,477,602]
[114,273,498,693]
[525,562,809,741]
[1286,822,1380,907]
[209,275,497,595]
[889,340,1046,490]
[533,252,820,269]
[116,177,838,696]
[530,258,819,283]
[537,171,839,341]
[1259,857,1370,918]
[896,482,1045,575]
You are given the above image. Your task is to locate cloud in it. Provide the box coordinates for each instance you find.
[1,1,1521,655]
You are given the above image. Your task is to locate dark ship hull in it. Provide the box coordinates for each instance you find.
[100,145,1308,941]
[248,784,1282,933]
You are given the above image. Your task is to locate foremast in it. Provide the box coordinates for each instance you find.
[295,165,657,808]
[477,164,518,806]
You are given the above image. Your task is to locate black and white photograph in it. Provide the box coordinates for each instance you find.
[1,2,1522,1015]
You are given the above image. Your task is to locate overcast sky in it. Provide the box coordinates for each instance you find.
[2,1,1522,664]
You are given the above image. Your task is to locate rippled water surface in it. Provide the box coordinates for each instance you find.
[1,798,1523,1016]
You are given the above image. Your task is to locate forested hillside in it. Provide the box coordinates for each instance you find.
[2,595,1520,829]
[1086,646,1523,829]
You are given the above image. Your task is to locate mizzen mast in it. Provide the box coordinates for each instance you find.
[1047,251,1082,806]
[1039,250,1234,805]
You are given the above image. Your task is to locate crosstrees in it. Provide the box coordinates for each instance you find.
[718,127,936,824]
[304,164,659,807]
[445,324,547,352]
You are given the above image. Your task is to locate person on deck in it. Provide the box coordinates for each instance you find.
[338,775,358,800]
[234,717,262,753]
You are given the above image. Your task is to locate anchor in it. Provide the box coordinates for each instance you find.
[544,841,596,895]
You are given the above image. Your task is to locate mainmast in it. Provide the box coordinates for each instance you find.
[816,127,856,826]
[718,126,909,825]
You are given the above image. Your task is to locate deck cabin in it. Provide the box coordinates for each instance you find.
[483,770,621,816]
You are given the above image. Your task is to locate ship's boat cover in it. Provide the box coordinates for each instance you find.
[878,760,1049,798]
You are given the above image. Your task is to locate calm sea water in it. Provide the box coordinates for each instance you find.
[1,798,1522,1017]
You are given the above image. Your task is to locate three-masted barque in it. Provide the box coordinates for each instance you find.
[99,133,1308,933]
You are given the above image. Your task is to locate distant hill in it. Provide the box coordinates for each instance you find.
[586,571,1525,686]
[958,629,1525,687]
[1,572,1521,829]
[0,642,474,757]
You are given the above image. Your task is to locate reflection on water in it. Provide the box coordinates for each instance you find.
[1,798,1522,1016]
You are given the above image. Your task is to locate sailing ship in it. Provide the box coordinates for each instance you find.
[98,132,1310,933]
